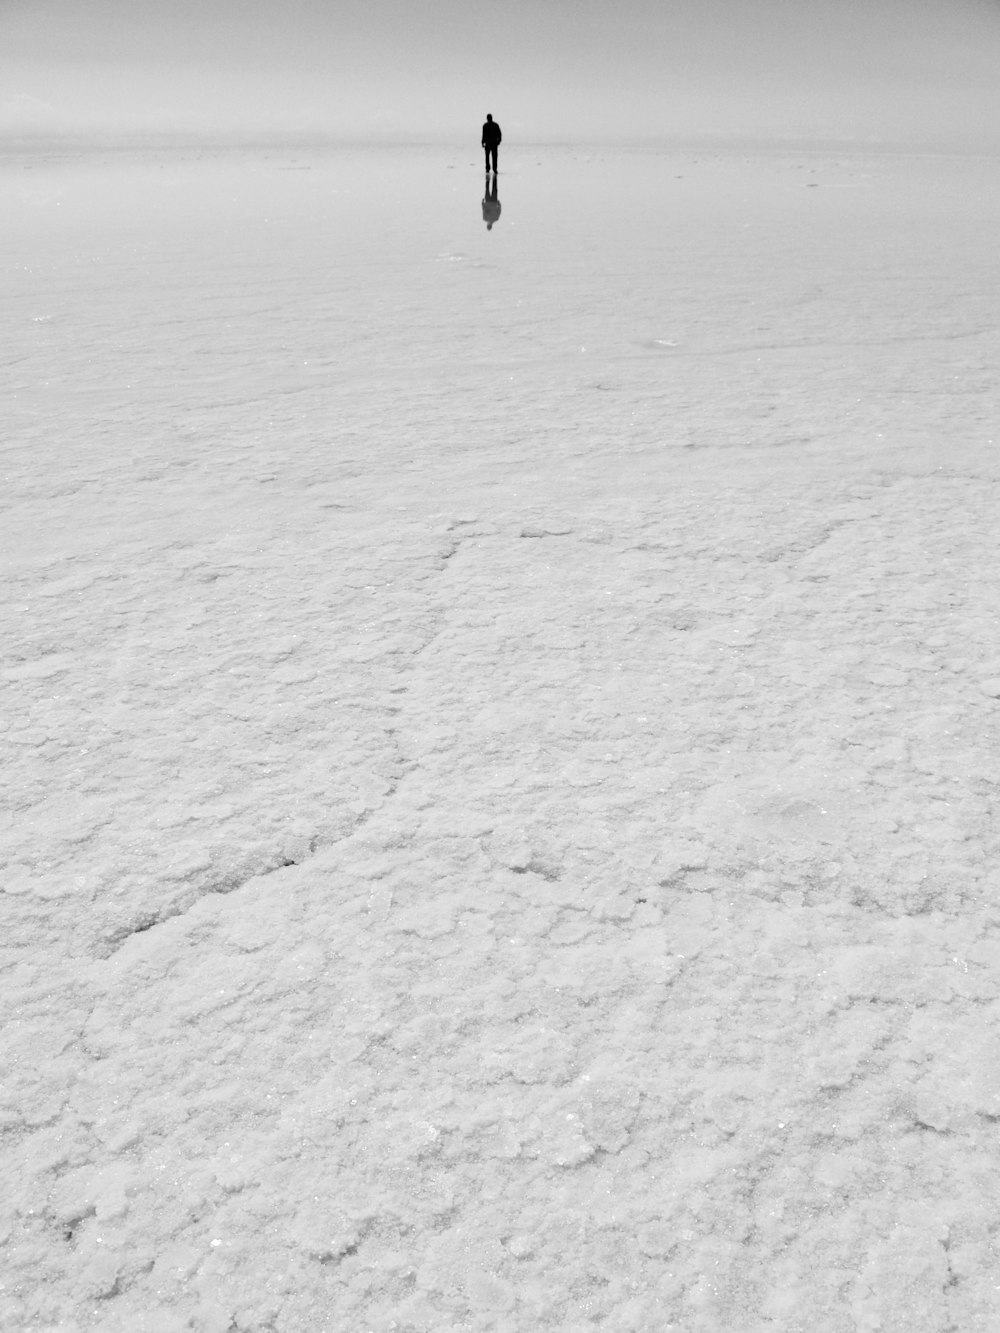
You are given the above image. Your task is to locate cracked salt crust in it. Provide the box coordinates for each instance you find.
[3,142,1000,1332]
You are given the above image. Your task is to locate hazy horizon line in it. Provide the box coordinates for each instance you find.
[4,126,999,159]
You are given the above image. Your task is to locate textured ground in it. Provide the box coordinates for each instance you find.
[3,142,1000,1331]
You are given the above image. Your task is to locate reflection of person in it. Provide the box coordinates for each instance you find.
[482,174,501,230]
[481,113,501,174]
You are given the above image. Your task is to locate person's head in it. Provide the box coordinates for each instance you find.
[486,114,493,122]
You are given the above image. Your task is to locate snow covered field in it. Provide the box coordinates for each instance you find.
[4,138,1000,1331]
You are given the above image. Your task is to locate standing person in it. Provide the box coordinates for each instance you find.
[482,113,501,175]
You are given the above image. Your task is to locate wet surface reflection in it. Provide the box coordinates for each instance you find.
[481,173,501,230]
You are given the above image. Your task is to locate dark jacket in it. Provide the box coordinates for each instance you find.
[482,120,502,148]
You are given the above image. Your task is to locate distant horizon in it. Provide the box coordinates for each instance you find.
[3,125,999,160]
[3,0,999,153]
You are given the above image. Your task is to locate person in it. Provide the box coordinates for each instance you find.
[482,174,501,229]
[481,114,501,175]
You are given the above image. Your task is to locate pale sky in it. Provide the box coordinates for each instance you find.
[2,0,999,145]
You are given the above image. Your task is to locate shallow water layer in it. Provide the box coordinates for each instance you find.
[5,141,999,526]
